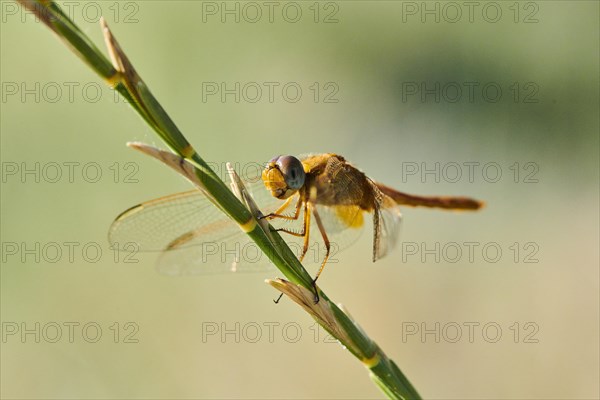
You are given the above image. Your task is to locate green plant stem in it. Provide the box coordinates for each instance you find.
[16,2,422,398]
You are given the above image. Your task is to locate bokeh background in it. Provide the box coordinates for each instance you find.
[1,1,598,398]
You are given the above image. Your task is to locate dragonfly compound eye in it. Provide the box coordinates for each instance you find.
[277,155,306,190]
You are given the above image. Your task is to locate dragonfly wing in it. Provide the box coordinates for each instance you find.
[156,190,298,276]
[109,190,237,252]
[109,180,282,252]
[372,190,403,261]
[156,233,277,276]
[108,180,285,275]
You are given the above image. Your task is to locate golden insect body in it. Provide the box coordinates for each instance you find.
[260,153,483,288]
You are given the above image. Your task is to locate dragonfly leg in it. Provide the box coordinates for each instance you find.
[272,202,311,305]
[262,197,302,221]
[271,201,326,305]
[273,293,284,304]
[275,201,309,238]
[310,206,330,304]
[298,203,311,262]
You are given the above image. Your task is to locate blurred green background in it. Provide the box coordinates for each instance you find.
[1,1,598,398]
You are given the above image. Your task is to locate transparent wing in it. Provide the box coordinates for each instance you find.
[372,189,403,261]
[109,180,282,252]
[155,232,277,276]
[108,180,284,275]
[109,191,232,252]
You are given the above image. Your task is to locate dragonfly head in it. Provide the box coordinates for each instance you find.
[262,155,306,199]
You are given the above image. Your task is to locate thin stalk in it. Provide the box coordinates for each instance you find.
[16,2,422,398]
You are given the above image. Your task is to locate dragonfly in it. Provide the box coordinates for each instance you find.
[109,153,483,284]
